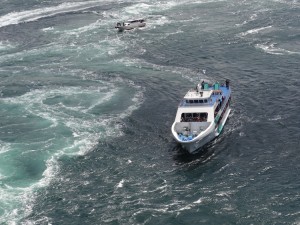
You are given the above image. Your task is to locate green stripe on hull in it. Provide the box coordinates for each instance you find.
[214,115,220,123]
[218,124,223,133]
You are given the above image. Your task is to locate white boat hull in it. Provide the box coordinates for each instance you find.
[115,22,146,31]
[179,107,231,154]
[180,131,216,153]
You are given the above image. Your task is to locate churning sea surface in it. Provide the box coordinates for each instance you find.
[0,0,299,224]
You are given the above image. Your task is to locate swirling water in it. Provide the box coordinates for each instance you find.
[0,0,299,224]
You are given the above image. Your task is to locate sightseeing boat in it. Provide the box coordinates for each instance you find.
[171,79,231,154]
[115,19,146,32]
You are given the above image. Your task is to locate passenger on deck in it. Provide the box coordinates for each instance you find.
[201,81,205,89]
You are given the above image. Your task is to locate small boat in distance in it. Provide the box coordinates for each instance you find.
[171,79,232,154]
[115,19,146,32]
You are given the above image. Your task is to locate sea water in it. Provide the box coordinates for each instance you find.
[0,0,299,224]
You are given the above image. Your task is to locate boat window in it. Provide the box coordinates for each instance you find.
[180,112,208,122]
[185,99,207,104]
[200,113,208,122]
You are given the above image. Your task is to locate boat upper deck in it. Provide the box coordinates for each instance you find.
[179,82,231,108]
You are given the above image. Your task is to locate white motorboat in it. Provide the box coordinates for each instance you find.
[171,79,232,154]
[115,19,146,32]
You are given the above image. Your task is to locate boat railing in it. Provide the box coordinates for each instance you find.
[214,96,231,123]
[179,100,212,107]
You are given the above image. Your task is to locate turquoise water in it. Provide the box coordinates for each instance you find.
[0,0,299,224]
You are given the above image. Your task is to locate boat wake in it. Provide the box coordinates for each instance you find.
[0,1,108,29]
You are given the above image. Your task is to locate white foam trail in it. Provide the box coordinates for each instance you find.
[117,1,176,19]
[0,1,106,28]
[256,43,300,55]
[113,57,210,82]
[117,0,223,21]
[0,41,15,51]
[116,179,125,188]
[268,115,282,121]
[0,182,38,225]
[146,15,173,28]
[41,26,54,32]
[0,43,58,64]
[0,141,11,154]
[273,0,300,6]
[193,198,203,204]
[238,26,273,37]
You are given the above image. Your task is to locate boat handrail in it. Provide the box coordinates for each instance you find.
[214,95,231,123]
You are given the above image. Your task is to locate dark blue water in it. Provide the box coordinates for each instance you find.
[0,0,299,224]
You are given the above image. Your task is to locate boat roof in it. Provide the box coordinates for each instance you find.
[184,89,213,99]
[128,19,145,22]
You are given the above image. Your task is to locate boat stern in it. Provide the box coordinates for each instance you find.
[171,121,214,153]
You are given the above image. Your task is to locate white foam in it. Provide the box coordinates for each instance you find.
[145,15,173,29]
[178,204,192,211]
[0,183,36,224]
[0,44,53,64]
[268,115,282,121]
[0,79,145,223]
[41,26,54,32]
[256,42,300,55]
[61,19,102,36]
[113,57,210,83]
[235,13,259,27]
[122,2,177,17]
[0,1,107,28]
[113,0,220,27]
[0,41,15,51]
[123,3,153,15]
[238,26,273,37]
[273,0,300,6]
[193,198,203,204]
[116,179,125,188]
[0,141,11,154]
[120,89,144,119]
